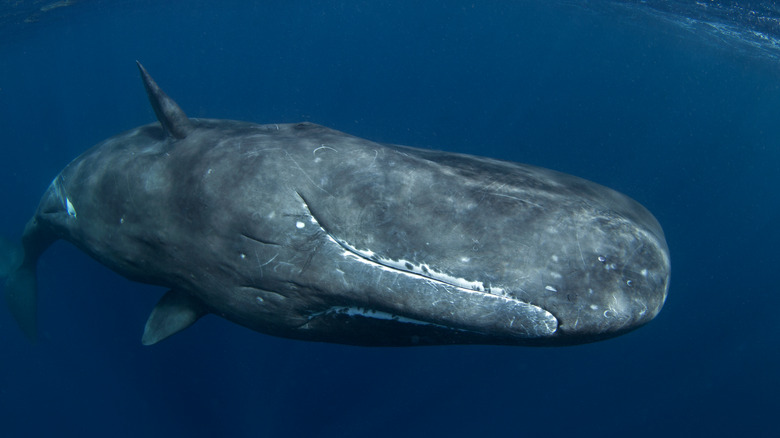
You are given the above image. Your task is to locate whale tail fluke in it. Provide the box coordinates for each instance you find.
[0,236,23,278]
[2,219,57,341]
[1,235,37,340]
[4,261,38,341]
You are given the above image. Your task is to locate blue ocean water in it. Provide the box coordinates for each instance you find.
[1,0,778,437]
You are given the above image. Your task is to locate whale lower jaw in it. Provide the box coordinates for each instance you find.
[295,304,561,347]
[304,306,470,331]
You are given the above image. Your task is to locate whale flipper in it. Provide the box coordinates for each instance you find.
[142,289,208,345]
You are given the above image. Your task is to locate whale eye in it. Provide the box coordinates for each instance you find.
[626,280,633,287]
[598,256,606,263]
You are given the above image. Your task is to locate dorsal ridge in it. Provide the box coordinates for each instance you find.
[136,61,192,139]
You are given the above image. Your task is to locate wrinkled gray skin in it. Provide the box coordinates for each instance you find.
[4,63,670,346]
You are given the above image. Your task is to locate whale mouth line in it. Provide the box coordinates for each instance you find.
[295,192,523,304]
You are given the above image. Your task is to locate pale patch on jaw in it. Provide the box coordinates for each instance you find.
[334,237,509,297]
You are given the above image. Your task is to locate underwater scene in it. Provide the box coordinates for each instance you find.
[1,1,778,437]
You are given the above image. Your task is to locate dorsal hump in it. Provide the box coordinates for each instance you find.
[136,61,192,139]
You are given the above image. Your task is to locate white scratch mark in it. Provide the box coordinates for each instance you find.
[489,193,543,209]
[620,242,645,277]
[260,253,279,267]
[313,145,338,154]
[285,151,330,194]
[369,149,378,168]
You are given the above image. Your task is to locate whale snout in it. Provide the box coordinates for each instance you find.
[542,223,670,344]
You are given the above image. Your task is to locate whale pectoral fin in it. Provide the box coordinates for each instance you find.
[142,289,207,346]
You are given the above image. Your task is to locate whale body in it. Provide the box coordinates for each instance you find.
[2,63,670,346]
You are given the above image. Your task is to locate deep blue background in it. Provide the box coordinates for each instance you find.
[1,1,778,437]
